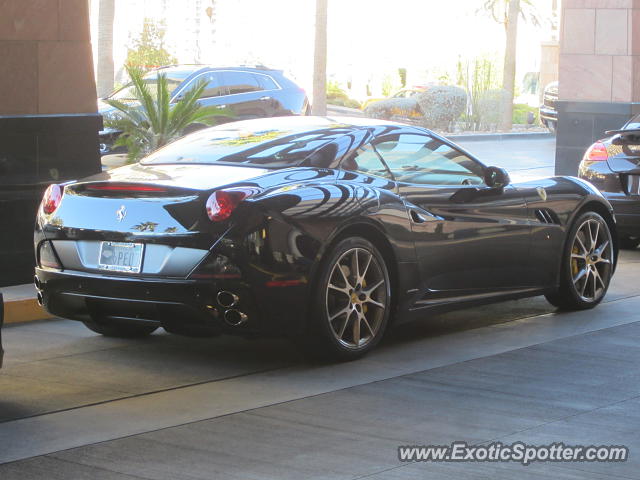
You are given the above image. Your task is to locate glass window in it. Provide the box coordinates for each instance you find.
[256,74,278,91]
[625,114,640,130]
[109,74,185,101]
[374,134,485,186]
[197,72,226,98]
[223,72,262,95]
[341,144,393,179]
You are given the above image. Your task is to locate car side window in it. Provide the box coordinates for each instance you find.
[223,72,262,95]
[374,134,485,186]
[341,144,393,179]
[256,74,278,91]
[199,72,226,98]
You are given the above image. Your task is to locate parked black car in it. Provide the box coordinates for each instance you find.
[540,81,558,134]
[35,116,616,360]
[579,114,640,248]
[99,65,310,154]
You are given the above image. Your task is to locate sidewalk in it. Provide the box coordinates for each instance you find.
[1,284,52,324]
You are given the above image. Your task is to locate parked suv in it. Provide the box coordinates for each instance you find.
[539,81,558,134]
[99,65,310,154]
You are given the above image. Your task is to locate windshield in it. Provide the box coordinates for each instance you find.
[625,114,640,130]
[141,120,354,168]
[108,70,192,101]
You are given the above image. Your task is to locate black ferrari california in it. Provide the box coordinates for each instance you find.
[35,116,617,360]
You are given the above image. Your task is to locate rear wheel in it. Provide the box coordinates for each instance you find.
[618,236,640,250]
[545,212,614,310]
[82,317,158,338]
[304,237,391,361]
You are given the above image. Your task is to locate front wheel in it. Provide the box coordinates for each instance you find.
[303,237,391,361]
[545,212,614,310]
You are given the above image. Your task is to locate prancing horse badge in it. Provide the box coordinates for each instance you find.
[116,205,127,222]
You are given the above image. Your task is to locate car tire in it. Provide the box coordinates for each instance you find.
[82,317,158,338]
[545,211,614,310]
[618,236,640,250]
[303,236,391,361]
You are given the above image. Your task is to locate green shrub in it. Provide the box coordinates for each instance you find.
[326,80,361,109]
[476,89,509,131]
[364,98,420,120]
[415,86,467,131]
[512,103,538,124]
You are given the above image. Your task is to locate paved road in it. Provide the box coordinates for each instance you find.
[457,136,556,181]
[1,245,639,478]
[5,135,639,479]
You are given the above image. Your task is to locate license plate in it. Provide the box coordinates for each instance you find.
[98,241,144,273]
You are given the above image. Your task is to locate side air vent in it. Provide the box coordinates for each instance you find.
[535,208,559,225]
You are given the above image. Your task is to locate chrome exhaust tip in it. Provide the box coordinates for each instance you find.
[217,291,239,308]
[223,309,248,326]
[36,292,43,306]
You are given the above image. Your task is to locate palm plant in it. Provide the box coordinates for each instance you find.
[104,66,223,162]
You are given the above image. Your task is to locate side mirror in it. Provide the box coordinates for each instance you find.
[485,166,510,189]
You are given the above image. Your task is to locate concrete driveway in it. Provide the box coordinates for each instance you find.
[1,246,639,479]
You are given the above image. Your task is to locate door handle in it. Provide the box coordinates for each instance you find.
[216,104,227,109]
[259,96,271,101]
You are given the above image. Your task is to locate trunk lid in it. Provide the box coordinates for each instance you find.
[49,164,269,243]
[606,134,640,174]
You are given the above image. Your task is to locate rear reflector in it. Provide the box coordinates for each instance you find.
[583,141,609,162]
[86,184,168,192]
[38,241,62,269]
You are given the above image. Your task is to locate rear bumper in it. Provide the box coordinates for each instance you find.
[605,195,640,236]
[34,268,264,334]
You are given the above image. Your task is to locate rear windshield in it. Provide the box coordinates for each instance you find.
[141,122,355,168]
[625,114,640,130]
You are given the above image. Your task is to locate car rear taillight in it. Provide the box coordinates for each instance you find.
[41,184,63,214]
[206,188,257,222]
[583,141,609,162]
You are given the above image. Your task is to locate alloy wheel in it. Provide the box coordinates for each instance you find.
[325,247,388,349]
[570,218,613,302]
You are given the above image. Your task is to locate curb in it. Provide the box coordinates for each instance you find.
[1,284,54,325]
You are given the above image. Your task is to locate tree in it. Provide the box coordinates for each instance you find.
[312,0,328,115]
[104,66,224,162]
[126,19,177,71]
[481,0,540,130]
[96,0,115,98]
